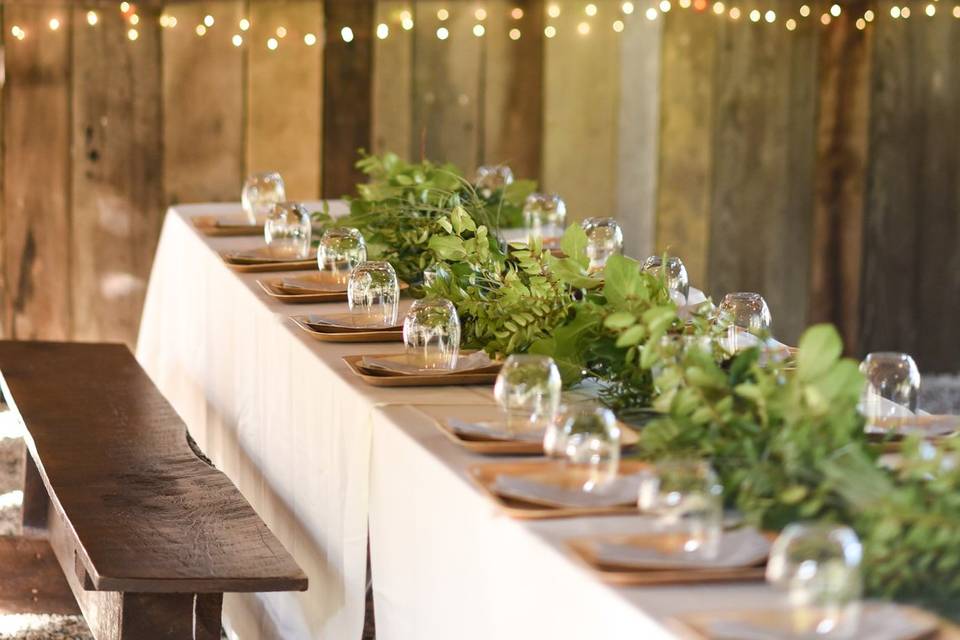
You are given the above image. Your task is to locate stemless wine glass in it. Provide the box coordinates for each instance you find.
[718,292,772,353]
[641,255,691,300]
[403,298,461,370]
[474,164,514,198]
[767,523,863,638]
[318,228,367,284]
[241,171,285,225]
[637,460,723,558]
[558,405,621,491]
[859,352,921,432]
[581,217,624,273]
[493,355,562,436]
[347,261,400,328]
[523,193,567,244]
[263,202,311,259]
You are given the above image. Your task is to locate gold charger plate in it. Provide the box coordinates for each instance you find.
[342,353,501,387]
[192,214,264,237]
[221,246,318,273]
[567,530,769,587]
[468,459,649,519]
[431,413,640,456]
[291,315,403,343]
[259,273,409,303]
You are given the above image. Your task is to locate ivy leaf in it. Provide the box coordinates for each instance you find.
[797,323,843,382]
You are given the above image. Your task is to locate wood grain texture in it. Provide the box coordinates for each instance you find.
[371,0,414,157]
[0,7,6,340]
[810,6,871,354]
[0,535,79,615]
[71,5,164,347]
[323,0,374,197]
[0,340,307,594]
[21,449,49,530]
[655,9,715,285]
[412,0,483,169]
[483,0,543,179]
[2,4,72,340]
[162,0,245,204]
[247,0,323,199]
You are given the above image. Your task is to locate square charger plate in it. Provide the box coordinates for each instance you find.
[259,274,410,303]
[428,410,641,455]
[291,315,403,343]
[468,459,650,519]
[192,213,264,237]
[220,246,318,273]
[342,352,501,387]
[567,530,770,587]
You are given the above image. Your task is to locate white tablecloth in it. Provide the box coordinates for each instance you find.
[138,204,778,640]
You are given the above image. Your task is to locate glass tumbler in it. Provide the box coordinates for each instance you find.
[641,255,691,301]
[523,193,567,244]
[493,355,562,436]
[559,405,621,491]
[403,299,461,370]
[264,201,311,259]
[766,522,863,638]
[637,460,723,558]
[319,228,367,285]
[859,352,921,432]
[347,261,400,328]
[241,171,285,225]
[581,217,624,273]
[474,164,514,198]
[718,292,772,353]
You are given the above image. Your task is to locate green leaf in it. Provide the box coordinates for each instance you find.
[797,323,843,382]
[602,254,646,306]
[616,325,646,348]
[560,224,589,268]
[604,311,636,330]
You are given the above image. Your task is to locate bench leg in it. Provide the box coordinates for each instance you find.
[118,592,223,640]
[21,450,49,531]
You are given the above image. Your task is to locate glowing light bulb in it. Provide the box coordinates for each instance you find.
[856,17,866,29]
[120,2,130,13]
[864,10,875,21]
[544,24,557,37]
[401,17,414,30]
[547,4,561,18]
[509,27,521,39]
[925,3,936,16]
[512,7,524,19]
[902,6,911,18]
[645,7,659,20]
[799,5,811,17]
[267,37,278,50]
[786,18,797,30]
[830,4,841,17]
[659,1,672,13]
[585,3,598,16]
[376,23,389,39]
[764,9,775,22]
[820,13,831,24]
[341,26,354,42]
[436,26,449,39]
[195,24,206,36]
[49,18,60,30]
[622,2,635,15]
[304,32,317,45]
[203,14,214,27]
[130,14,140,25]
[232,34,243,46]
[890,6,901,18]
[577,21,590,34]
[473,23,485,36]
[88,11,99,25]
[749,9,760,21]
[612,19,624,31]
[276,26,287,38]
[128,27,139,40]
[729,7,741,19]
[475,8,487,20]
[437,8,449,21]
[239,18,250,31]
[713,2,725,15]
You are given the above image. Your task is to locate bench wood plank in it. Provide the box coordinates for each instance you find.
[0,535,79,615]
[0,340,307,594]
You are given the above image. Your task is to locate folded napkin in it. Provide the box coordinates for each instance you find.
[304,313,401,330]
[446,418,544,443]
[593,527,769,570]
[281,277,346,294]
[362,351,495,376]
[492,473,642,509]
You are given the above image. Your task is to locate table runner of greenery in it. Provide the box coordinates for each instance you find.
[313,152,960,615]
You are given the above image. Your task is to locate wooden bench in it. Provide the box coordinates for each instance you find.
[0,340,307,639]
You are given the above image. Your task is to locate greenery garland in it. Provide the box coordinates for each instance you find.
[325,151,960,616]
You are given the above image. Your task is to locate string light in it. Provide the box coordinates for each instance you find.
[195,24,206,36]
[954,6,960,18]
[713,2,725,15]
[48,18,60,30]
[799,4,811,17]
[436,26,449,40]
[890,6,901,18]
[764,9,776,22]
[341,26,354,42]
[87,11,99,26]
[203,14,214,27]
[10,25,25,40]
[232,34,243,46]
[645,7,659,20]
[585,3,597,16]
[276,26,288,38]
[304,32,317,45]
[547,3,561,18]
[693,0,707,9]
[659,1,672,13]
[830,4,841,17]
[925,3,936,16]
[729,7,741,20]
[267,37,278,50]
[856,17,866,29]
[786,17,797,30]
[120,2,130,13]
[612,19,624,31]
[622,2,635,15]
[511,7,524,19]
[864,10,875,22]
[401,16,414,30]
[127,27,138,40]
[239,18,250,31]
[376,23,389,39]
[821,13,832,24]
[749,8,761,22]
[130,14,140,25]
[577,21,590,34]
[473,23,485,36]
[902,6,911,18]
[509,27,521,39]
[475,8,487,20]
[437,8,449,21]
[679,0,691,8]
[544,24,557,37]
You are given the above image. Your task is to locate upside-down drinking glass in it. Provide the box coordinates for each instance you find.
[581,217,624,273]
[493,355,562,436]
[347,261,400,328]
[718,292,772,353]
[241,171,285,225]
[637,460,723,558]
[641,255,691,301]
[474,164,514,198]
[403,299,461,370]
[318,228,367,285]
[859,352,921,432]
[263,202,311,259]
[766,522,863,638]
[558,405,621,490]
[523,193,567,244]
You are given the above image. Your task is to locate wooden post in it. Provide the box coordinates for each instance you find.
[21,450,48,532]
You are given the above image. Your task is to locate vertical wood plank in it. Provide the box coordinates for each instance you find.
[323,0,374,197]
[810,5,871,353]
[541,0,620,222]
[163,1,246,204]
[70,4,164,345]
[412,1,483,170]
[483,0,543,179]
[3,5,72,340]
[655,9,716,284]
[371,1,414,158]
[617,12,661,259]
[0,6,6,340]
[247,0,323,200]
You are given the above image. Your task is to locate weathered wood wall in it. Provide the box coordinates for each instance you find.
[0,0,957,371]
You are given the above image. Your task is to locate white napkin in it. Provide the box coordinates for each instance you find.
[304,313,400,330]
[593,527,770,570]
[492,473,642,509]
[362,351,495,376]
[446,418,544,443]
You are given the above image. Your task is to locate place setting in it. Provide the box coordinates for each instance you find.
[192,172,284,236]
[220,202,318,272]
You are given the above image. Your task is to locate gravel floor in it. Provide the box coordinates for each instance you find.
[0,376,957,639]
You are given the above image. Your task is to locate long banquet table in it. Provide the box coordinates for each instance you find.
[137,203,781,640]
